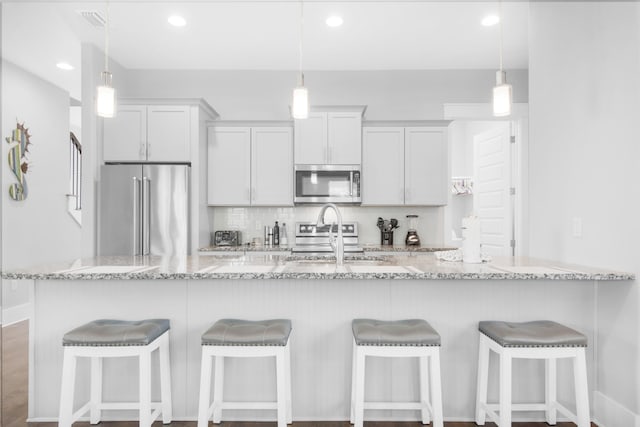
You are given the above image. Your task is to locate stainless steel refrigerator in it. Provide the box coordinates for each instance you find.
[99,164,190,256]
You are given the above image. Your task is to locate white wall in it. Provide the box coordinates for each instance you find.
[122,69,528,120]
[1,61,82,269]
[529,2,640,424]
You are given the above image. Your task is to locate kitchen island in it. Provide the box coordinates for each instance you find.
[5,254,632,423]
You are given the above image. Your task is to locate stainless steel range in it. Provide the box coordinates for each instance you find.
[292,222,363,254]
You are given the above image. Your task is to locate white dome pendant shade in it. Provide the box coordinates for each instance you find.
[493,70,512,117]
[97,71,116,118]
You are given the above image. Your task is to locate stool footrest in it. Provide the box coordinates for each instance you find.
[99,402,163,410]
[485,402,548,411]
[364,402,429,411]
[218,401,279,410]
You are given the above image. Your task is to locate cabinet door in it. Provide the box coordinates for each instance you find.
[147,106,190,162]
[207,127,251,205]
[251,127,293,206]
[362,127,405,205]
[405,127,448,206]
[294,112,327,164]
[103,105,146,162]
[328,112,362,164]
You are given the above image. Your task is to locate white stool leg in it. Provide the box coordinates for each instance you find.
[545,357,557,425]
[475,334,490,425]
[90,356,102,424]
[284,342,293,424]
[573,348,591,427]
[428,349,444,427]
[276,348,287,427]
[499,349,512,427]
[197,347,213,427]
[139,348,152,427]
[353,346,366,427]
[212,355,225,423]
[419,355,431,424]
[58,348,77,427]
[349,339,357,424]
[159,333,173,423]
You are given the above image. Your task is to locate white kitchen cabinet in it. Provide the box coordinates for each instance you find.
[405,127,448,206]
[207,126,293,206]
[251,127,293,206]
[103,105,190,162]
[362,127,404,205]
[362,126,448,206]
[207,127,252,206]
[294,109,363,165]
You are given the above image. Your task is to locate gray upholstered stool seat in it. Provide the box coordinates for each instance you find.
[202,318,292,346]
[352,318,441,346]
[62,319,170,347]
[479,320,587,348]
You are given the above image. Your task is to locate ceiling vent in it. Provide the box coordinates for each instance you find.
[77,10,106,27]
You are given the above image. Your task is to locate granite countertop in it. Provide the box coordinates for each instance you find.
[198,244,455,253]
[3,254,633,281]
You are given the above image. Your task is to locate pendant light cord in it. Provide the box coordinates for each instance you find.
[298,0,304,86]
[498,0,503,71]
[105,1,110,72]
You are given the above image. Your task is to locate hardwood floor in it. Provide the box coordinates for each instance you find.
[1,320,595,427]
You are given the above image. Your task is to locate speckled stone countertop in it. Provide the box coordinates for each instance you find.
[198,244,455,253]
[3,254,633,281]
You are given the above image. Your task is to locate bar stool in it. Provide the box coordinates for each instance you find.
[197,318,292,427]
[475,320,590,427]
[58,319,172,427]
[350,319,443,427]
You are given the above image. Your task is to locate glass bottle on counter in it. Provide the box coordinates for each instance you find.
[273,221,280,246]
[280,223,288,248]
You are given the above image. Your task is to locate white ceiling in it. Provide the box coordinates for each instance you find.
[2,1,529,100]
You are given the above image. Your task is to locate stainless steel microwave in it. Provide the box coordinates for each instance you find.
[294,164,361,204]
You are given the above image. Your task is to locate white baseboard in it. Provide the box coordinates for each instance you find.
[594,390,640,427]
[1,302,31,326]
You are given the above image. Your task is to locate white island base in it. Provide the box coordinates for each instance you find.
[28,277,598,423]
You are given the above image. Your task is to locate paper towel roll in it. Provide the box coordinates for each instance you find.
[461,216,482,263]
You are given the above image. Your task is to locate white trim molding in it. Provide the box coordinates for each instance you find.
[1,302,31,326]
[593,391,640,427]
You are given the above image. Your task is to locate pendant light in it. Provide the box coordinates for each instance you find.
[97,1,116,118]
[292,1,309,119]
[492,0,512,117]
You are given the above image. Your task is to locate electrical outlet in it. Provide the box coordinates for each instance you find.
[572,217,582,238]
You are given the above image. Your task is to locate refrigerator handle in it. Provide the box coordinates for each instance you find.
[143,177,151,255]
[132,177,141,255]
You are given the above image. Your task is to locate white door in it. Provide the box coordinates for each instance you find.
[207,127,251,206]
[362,127,405,205]
[405,127,448,206]
[473,123,512,256]
[147,106,190,162]
[294,113,327,164]
[103,105,146,162]
[328,112,362,164]
[252,127,293,206]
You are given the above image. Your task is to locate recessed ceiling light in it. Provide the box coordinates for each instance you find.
[481,15,500,27]
[326,15,343,27]
[168,15,186,27]
[56,62,74,71]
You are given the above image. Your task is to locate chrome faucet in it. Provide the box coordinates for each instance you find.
[316,203,344,266]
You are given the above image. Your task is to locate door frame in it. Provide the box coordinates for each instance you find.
[443,103,529,256]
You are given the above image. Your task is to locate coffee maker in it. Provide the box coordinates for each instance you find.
[405,214,421,246]
[377,217,399,245]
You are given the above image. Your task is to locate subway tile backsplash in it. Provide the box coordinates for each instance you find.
[208,206,444,246]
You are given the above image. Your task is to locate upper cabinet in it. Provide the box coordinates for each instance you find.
[208,126,293,206]
[362,125,448,206]
[103,104,190,162]
[294,108,365,165]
